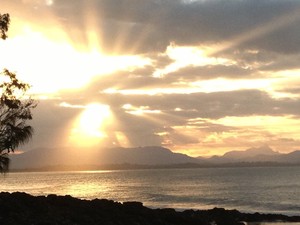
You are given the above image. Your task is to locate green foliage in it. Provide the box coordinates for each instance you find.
[0,13,37,172]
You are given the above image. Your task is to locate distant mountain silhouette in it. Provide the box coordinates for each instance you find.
[223,145,278,158]
[10,145,300,170]
[10,146,200,170]
[198,145,300,164]
[277,150,300,163]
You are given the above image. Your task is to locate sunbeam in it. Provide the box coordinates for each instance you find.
[208,6,300,56]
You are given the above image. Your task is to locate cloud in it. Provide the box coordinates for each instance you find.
[24,99,81,150]
[7,0,300,55]
[23,86,300,154]
[61,86,300,121]
[4,0,300,155]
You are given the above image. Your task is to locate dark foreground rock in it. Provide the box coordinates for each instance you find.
[0,192,299,225]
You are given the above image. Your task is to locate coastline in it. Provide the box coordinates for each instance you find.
[0,192,300,225]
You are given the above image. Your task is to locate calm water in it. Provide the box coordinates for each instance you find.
[1,167,300,216]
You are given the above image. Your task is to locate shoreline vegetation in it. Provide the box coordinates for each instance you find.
[0,192,300,225]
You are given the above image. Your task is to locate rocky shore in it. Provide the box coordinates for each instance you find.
[0,192,299,225]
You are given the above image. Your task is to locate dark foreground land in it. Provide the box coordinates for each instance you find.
[0,192,300,225]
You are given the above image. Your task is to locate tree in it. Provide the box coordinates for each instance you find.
[0,13,37,172]
[0,13,9,40]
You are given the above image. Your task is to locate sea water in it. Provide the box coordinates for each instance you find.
[1,167,300,216]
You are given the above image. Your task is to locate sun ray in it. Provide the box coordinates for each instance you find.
[121,103,201,152]
[0,7,151,95]
[114,131,131,148]
[208,6,300,56]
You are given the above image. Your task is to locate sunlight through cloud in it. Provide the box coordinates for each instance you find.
[3,0,300,157]
[122,104,161,116]
[153,44,231,78]
[68,103,112,148]
[0,25,151,94]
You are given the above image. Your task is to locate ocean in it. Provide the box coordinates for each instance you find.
[1,166,300,216]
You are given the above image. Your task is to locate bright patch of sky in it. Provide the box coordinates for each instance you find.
[2,0,300,156]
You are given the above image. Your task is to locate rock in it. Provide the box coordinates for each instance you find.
[0,192,299,225]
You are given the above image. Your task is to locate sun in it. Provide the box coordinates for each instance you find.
[68,103,112,147]
[79,104,111,137]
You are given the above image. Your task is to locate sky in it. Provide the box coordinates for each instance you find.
[1,0,300,157]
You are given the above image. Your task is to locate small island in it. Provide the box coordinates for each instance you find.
[0,192,299,225]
